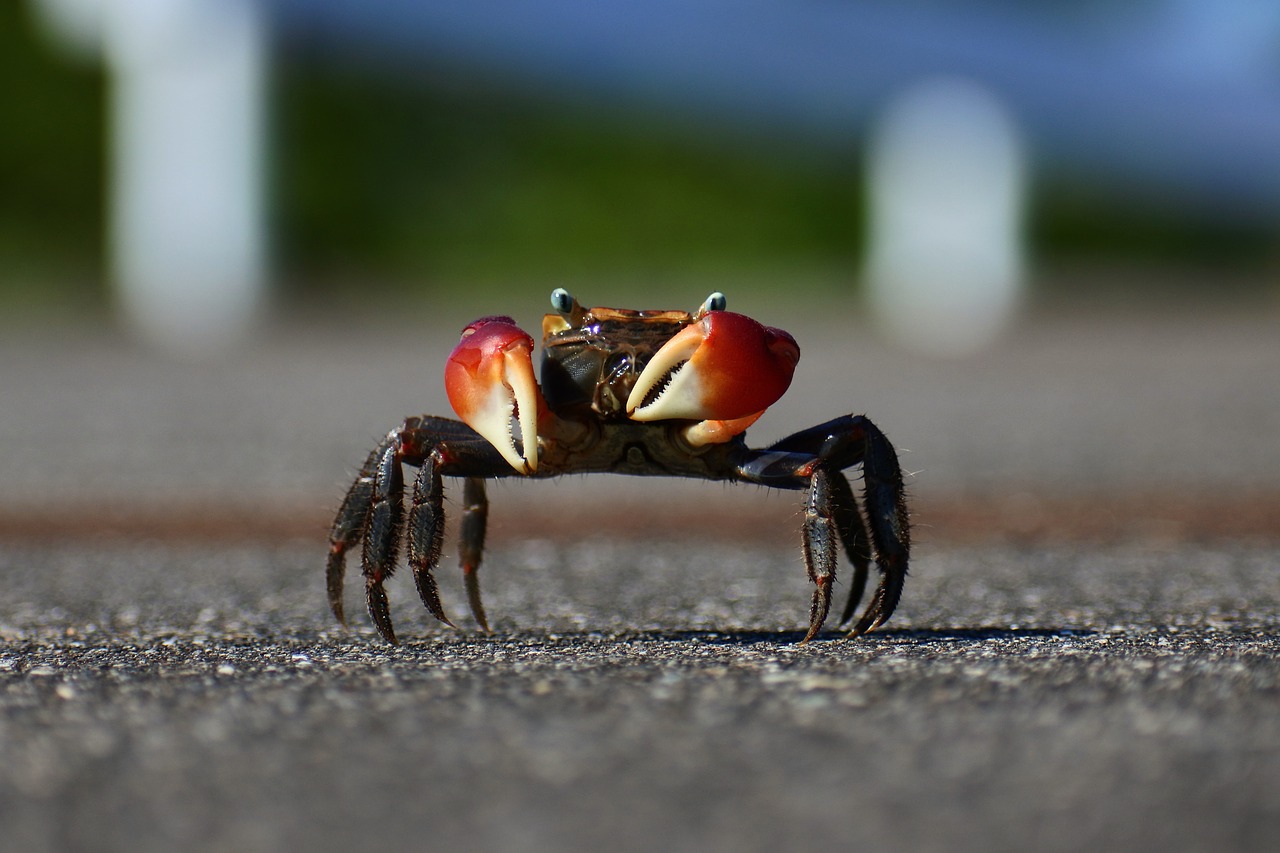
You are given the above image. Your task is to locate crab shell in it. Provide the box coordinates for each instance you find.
[445,300,800,474]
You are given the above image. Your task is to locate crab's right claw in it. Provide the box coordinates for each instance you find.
[445,316,541,474]
[626,311,800,432]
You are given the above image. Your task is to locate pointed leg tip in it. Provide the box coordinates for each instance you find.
[418,593,458,631]
[802,582,833,645]
[371,615,399,645]
[373,611,400,645]
[463,570,491,634]
[366,582,401,646]
[802,605,829,643]
[846,610,875,638]
[846,613,885,639]
[373,618,399,645]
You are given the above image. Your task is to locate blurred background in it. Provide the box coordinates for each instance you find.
[9,0,1280,325]
[4,8,1279,850]
[1,0,1278,538]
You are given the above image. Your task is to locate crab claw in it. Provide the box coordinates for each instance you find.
[445,316,541,474]
[626,311,800,426]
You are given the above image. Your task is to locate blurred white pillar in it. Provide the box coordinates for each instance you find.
[865,78,1027,357]
[35,0,267,353]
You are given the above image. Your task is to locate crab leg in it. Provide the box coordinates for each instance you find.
[361,442,406,644]
[737,414,910,637]
[829,471,873,626]
[400,421,515,636]
[801,468,838,642]
[798,468,872,640]
[406,450,455,631]
[326,438,392,625]
[327,415,519,643]
[458,477,492,632]
[845,422,910,636]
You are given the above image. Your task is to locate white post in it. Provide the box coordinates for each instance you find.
[35,0,268,353]
[865,77,1027,357]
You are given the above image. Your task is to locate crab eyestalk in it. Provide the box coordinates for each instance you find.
[626,311,800,438]
[445,316,542,474]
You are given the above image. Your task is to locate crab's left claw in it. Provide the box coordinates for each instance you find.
[626,311,799,442]
[445,316,542,474]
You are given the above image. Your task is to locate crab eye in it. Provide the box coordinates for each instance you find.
[551,288,575,315]
[694,292,727,319]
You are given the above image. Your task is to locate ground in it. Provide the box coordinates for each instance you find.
[1,295,1277,852]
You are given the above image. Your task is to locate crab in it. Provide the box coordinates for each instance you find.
[327,289,910,644]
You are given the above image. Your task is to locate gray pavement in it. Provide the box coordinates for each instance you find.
[2,539,1278,852]
[1,295,1277,510]
[1,296,1279,852]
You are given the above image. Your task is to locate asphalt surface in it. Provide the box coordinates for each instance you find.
[2,539,1279,852]
[1,296,1279,852]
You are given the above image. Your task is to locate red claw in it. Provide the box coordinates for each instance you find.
[626,311,799,443]
[445,316,542,473]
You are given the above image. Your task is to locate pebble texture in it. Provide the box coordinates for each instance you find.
[1,303,1277,851]
[1,539,1278,853]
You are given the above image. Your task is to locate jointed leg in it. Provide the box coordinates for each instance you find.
[846,422,910,635]
[829,471,873,627]
[739,413,910,638]
[362,442,406,644]
[458,477,491,632]
[801,468,838,642]
[407,451,454,630]
[797,468,876,640]
[327,439,391,625]
[325,415,513,644]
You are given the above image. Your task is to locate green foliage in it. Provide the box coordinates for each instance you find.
[0,5,105,296]
[1035,179,1277,272]
[0,7,1273,309]
[275,65,862,291]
